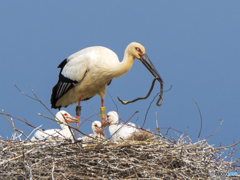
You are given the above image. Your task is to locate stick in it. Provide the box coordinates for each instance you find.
[142,93,160,128]
[204,119,223,139]
[192,97,202,140]
[2,109,30,140]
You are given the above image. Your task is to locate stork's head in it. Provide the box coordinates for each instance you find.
[92,121,102,134]
[56,110,80,124]
[127,42,164,84]
[106,111,119,125]
[127,42,146,60]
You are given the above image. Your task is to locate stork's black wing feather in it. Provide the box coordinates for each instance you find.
[51,59,78,109]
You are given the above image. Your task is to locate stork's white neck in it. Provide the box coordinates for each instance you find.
[113,49,135,78]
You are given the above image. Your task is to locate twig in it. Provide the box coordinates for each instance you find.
[107,90,118,113]
[161,127,184,136]
[163,84,173,92]
[214,141,240,151]
[142,93,160,128]
[24,162,32,180]
[2,109,29,140]
[192,97,202,140]
[85,101,100,118]
[38,113,93,139]
[119,141,139,180]
[78,113,99,127]
[1,111,67,141]
[52,148,55,180]
[0,147,35,165]
[27,125,42,140]
[155,112,161,135]
[204,119,223,139]
[14,84,56,118]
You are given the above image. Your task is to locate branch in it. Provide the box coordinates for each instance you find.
[2,109,30,140]
[142,93,160,128]
[107,90,118,113]
[14,84,55,118]
[192,97,202,140]
[204,119,223,139]
[38,113,93,140]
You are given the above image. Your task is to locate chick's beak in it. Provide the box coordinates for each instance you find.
[101,115,110,127]
[66,115,80,123]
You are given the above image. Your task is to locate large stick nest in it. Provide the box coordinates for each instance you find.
[0,131,239,179]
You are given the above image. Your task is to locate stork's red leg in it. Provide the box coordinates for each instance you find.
[75,97,81,139]
[100,98,106,137]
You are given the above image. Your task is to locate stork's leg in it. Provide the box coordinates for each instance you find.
[75,97,81,139]
[100,98,106,137]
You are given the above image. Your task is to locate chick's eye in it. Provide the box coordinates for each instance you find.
[135,47,140,51]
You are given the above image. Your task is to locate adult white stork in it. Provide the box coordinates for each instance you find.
[78,121,104,141]
[106,111,138,140]
[31,110,79,141]
[50,42,163,138]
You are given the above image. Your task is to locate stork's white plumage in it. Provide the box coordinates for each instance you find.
[106,111,138,140]
[78,121,104,141]
[50,42,163,138]
[31,110,79,141]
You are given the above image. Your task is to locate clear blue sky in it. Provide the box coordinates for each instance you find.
[1,1,239,160]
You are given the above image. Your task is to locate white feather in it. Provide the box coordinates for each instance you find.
[31,110,77,141]
[77,121,104,141]
[107,111,138,140]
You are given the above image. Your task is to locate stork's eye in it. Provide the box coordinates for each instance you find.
[135,47,140,51]
[64,113,68,116]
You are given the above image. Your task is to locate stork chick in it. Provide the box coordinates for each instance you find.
[31,110,79,141]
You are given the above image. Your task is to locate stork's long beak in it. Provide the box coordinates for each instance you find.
[140,54,164,84]
[65,115,80,123]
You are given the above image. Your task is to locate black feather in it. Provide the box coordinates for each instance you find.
[51,59,78,109]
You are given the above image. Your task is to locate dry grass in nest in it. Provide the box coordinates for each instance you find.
[0,133,239,179]
[126,129,157,142]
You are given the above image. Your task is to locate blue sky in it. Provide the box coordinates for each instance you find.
[1,1,239,160]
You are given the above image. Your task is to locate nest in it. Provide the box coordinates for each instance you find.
[126,129,157,142]
[0,132,239,180]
